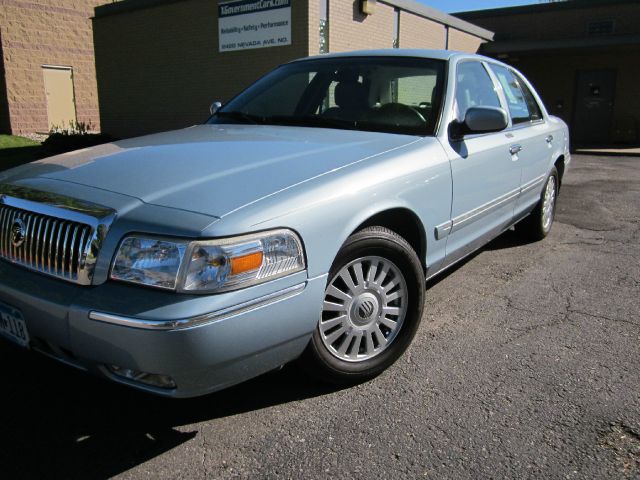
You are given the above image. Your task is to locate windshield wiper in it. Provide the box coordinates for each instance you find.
[215,111,264,124]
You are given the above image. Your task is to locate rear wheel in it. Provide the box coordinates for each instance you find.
[518,166,558,240]
[301,226,425,384]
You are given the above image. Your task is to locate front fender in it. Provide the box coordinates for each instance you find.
[205,139,452,278]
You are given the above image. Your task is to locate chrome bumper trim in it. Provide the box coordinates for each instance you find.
[89,283,306,331]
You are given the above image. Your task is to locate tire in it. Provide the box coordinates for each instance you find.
[518,166,559,241]
[300,226,425,385]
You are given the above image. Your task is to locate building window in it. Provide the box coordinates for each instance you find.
[588,20,615,36]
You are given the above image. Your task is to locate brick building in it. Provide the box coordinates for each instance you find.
[457,0,640,146]
[0,0,491,139]
[91,0,492,138]
[0,0,104,135]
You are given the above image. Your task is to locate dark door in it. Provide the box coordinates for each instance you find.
[573,69,616,145]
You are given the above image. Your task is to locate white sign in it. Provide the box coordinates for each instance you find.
[218,0,291,52]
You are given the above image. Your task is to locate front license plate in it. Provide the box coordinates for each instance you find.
[0,301,30,348]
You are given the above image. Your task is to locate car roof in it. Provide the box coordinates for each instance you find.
[293,49,492,63]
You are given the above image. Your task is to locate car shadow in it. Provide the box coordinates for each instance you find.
[0,227,532,478]
[484,227,538,250]
[0,146,49,172]
[426,227,534,288]
[0,343,343,479]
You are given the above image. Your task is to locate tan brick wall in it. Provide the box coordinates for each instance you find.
[308,0,321,55]
[398,12,446,49]
[448,28,485,53]
[328,0,395,53]
[0,0,102,134]
[94,0,311,138]
[92,0,487,138]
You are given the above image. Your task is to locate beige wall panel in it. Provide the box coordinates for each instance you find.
[308,0,321,55]
[42,67,77,130]
[448,28,485,53]
[399,13,446,49]
[328,0,395,53]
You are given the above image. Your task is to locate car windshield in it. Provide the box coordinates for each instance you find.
[208,56,446,136]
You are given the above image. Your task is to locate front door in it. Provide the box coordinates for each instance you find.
[442,60,522,265]
[573,69,616,145]
[42,66,77,131]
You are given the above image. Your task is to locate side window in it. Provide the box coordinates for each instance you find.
[455,61,501,118]
[490,65,531,124]
[515,74,544,122]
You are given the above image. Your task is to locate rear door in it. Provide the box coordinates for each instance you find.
[489,64,553,219]
[441,60,522,265]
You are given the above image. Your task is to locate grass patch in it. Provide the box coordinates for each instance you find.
[0,135,46,171]
[0,134,40,149]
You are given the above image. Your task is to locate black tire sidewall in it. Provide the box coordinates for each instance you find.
[308,228,425,381]
[518,166,559,241]
[540,167,559,236]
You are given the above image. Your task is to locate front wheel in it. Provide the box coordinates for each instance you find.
[518,166,559,241]
[300,226,425,384]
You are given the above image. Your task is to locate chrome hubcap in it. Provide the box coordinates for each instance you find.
[319,256,408,362]
[542,175,556,231]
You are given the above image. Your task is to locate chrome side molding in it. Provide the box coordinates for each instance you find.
[439,173,548,237]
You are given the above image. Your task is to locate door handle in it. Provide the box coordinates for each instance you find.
[546,135,554,143]
[509,144,523,155]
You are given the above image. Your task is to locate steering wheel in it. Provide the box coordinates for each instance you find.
[372,103,426,127]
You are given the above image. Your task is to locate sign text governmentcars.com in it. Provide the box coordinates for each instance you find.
[218,0,291,52]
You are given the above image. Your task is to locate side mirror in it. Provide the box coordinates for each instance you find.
[210,101,222,115]
[449,106,508,141]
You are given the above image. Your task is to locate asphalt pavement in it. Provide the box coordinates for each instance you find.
[1,154,638,479]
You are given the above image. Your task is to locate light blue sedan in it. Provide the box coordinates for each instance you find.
[0,50,570,397]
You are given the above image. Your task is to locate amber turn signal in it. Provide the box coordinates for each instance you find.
[230,251,263,275]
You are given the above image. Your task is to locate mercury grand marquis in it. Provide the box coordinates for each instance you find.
[0,50,570,397]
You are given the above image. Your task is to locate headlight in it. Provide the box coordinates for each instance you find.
[110,229,305,293]
[111,237,188,290]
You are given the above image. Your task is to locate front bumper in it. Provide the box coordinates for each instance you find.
[0,260,326,397]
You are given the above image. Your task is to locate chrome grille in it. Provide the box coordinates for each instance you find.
[0,204,94,283]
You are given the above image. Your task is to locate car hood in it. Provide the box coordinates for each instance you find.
[2,124,419,217]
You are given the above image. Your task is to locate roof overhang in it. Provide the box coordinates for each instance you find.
[383,0,494,40]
